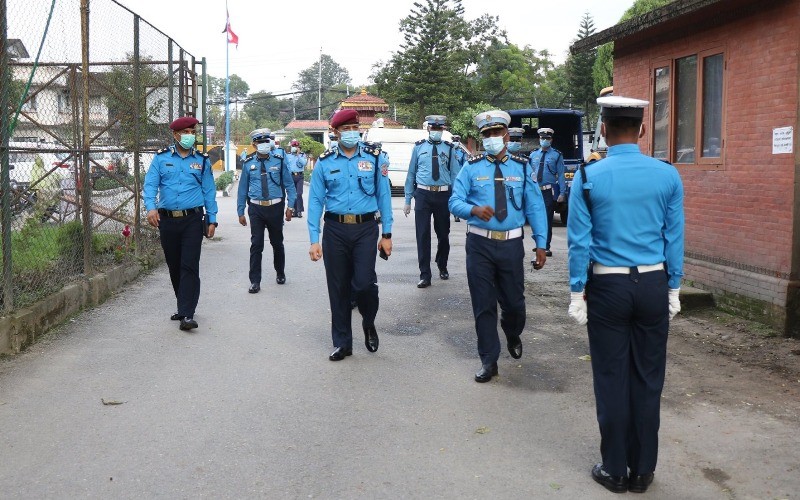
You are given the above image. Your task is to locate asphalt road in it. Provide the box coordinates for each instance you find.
[0,191,798,499]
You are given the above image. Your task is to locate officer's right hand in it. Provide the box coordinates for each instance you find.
[568,291,588,326]
[403,204,411,217]
[309,243,323,262]
[146,209,159,228]
[238,215,247,226]
[470,205,494,222]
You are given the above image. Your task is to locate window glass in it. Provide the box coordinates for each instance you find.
[653,66,670,160]
[702,53,723,158]
[675,55,697,163]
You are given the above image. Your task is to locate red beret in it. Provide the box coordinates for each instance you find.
[169,116,199,131]
[330,109,359,129]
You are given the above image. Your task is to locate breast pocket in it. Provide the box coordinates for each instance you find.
[325,171,343,190]
[506,180,524,209]
[357,170,376,195]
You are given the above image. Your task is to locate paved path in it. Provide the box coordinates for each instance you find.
[0,193,798,499]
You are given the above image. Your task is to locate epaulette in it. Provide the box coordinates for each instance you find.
[584,158,599,168]
[272,151,284,159]
[156,146,170,155]
[245,152,257,161]
[442,140,453,147]
[467,154,485,164]
[363,143,381,156]
[509,153,528,164]
[319,149,335,160]
[414,139,426,146]
[659,159,673,166]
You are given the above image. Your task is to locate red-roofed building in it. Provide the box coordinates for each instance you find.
[284,119,330,147]
[339,88,403,132]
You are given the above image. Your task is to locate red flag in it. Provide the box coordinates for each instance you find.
[222,10,238,47]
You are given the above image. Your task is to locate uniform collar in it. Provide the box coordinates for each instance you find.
[607,143,640,155]
[486,153,508,163]
[170,144,198,157]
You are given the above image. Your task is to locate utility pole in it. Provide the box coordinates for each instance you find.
[317,47,321,120]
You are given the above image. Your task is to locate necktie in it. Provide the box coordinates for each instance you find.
[431,143,440,181]
[494,160,507,222]
[537,150,547,184]
[259,159,269,198]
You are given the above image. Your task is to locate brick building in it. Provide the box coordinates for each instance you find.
[572,0,799,336]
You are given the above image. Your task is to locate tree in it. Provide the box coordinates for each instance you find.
[566,12,599,127]
[243,91,286,128]
[208,74,249,102]
[291,55,351,120]
[471,42,553,109]
[449,102,494,146]
[591,0,673,94]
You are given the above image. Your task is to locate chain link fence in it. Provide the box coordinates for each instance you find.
[1,0,204,313]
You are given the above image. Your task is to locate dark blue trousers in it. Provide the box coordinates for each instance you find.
[322,219,379,349]
[159,212,203,318]
[414,188,451,280]
[541,188,554,250]
[465,233,526,365]
[247,201,285,284]
[292,173,304,214]
[586,269,669,477]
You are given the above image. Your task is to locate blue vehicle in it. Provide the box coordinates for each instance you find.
[505,108,585,224]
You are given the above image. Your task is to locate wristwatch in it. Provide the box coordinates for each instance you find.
[381,233,392,239]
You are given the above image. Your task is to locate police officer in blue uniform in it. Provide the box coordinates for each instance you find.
[403,115,460,288]
[506,127,527,158]
[286,139,308,218]
[450,135,469,222]
[307,109,393,361]
[237,128,296,292]
[449,110,548,383]
[328,132,338,152]
[567,96,684,494]
[528,127,565,256]
[143,116,218,331]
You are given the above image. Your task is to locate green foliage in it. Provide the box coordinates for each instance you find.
[449,102,494,144]
[243,90,286,128]
[567,13,599,127]
[56,220,84,271]
[537,64,570,109]
[93,174,139,192]
[471,42,553,109]
[215,170,235,191]
[299,137,324,159]
[292,55,351,120]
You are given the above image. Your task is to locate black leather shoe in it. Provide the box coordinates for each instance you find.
[179,317,198,331]
[474,363,498,383]
[248,283,260,293]
[328,347,353,361]
[545,249,553,257]
[170,313,182,321]
[507,334,522,359]
[364,325,379,352]
[454,216,461,222]
[439,268,449,280]
[591,463,628,494]
[417,279,431,288]
[628,472,654,493]
[295,212,303,218]
[276,274,286,285]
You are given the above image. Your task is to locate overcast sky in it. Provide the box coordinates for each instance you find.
[116,0,634,96]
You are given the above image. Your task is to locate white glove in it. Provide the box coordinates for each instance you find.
[403,204,411,216]
[568,291,588,326]
[668,288,681,320]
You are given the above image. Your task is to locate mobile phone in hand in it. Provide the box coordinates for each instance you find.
[379,246,389,260]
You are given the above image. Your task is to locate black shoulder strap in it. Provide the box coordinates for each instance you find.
[579,160,594,213]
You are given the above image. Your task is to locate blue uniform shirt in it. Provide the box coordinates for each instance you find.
[567,143,685,292]
[285,152,308,174]
[143,144,218,223]
[307,142,394,244]
[404,139,460,204]
[237,152,297,216]
[528,147,566,196]
[449,153,548,248]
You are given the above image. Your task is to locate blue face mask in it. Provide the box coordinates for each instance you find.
[507,142,521,153]
[429,131,443,142]
[540,139,552,148]
[179,134,196,149]
[339,130,360,148]
[482,136,506,156]
[330,140,338,149]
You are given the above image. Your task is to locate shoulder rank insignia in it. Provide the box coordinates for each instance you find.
[442,140,453,147]
[156,146,170,155]
[363,144,382,157]
[414,139,426,146]
[272,151,284,160]
[319,149,335,160]
[467,153,485,164]
[245,152,257,161]
[509,153,528,164]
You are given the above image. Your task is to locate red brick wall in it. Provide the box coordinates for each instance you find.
[614,2,799,282]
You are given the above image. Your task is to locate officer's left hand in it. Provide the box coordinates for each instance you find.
[533,248,546,270]
[285,208,293,221]
[668,288,681,320]
[378,237,392,257]
[309,243,323,261]
[556,194,565,203]
[238,215,247,226]
[206,224,216,238]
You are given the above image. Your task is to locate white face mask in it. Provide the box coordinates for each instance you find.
[291,147,298,154]
[256,143,271,154]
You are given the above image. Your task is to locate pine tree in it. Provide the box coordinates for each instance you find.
[566,12,598,127]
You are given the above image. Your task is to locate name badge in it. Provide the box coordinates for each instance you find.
[358,161,373,172]
[505,176,521,182]
[331,169,341,174]
[269,166,280,171]
[475,176,490,181]
[190,163,203,170]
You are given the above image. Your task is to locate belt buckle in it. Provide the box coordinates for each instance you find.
[171,210,183,217]
[489,230,506,241]
[430,185,440,192]
[343,214,357,224]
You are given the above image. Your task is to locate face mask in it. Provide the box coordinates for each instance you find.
[339,130,360,148]
[507,142,521,153]
[256,143,271,154]
[330,141,338,149]
[179,134,196,149]
[540,139,552,148]
[429,131,443,142]
[482,136,505,156]
[291,147,298,154]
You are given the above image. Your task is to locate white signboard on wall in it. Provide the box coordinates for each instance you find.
[772,126,794,154]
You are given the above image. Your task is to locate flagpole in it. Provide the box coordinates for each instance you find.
[224,29,231,171]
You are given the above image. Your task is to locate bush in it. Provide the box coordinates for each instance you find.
[215,170,235,191]
[56,220,84,271]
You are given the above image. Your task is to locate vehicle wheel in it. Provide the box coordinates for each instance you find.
[559,210,568,225]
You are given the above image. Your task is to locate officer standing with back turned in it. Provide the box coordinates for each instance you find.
[567,96,684,494]
[143,116,218,331]
[307,109,393,361]
[238,128,296,292]
[449,110,548,383]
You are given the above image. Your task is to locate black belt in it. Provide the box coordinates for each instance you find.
[324,212,376,224]
[158,206,203,218]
